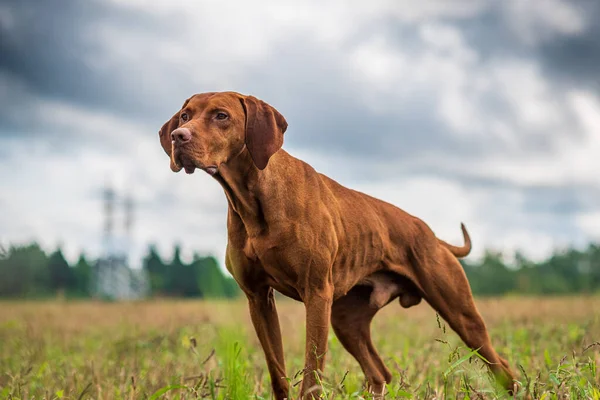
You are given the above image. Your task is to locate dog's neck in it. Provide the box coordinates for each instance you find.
[215,148,269,236]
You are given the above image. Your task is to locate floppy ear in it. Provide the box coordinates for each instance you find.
[240,95,288,170]
[158,97,191,172]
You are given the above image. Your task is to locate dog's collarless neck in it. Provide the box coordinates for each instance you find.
[216,150,266,234]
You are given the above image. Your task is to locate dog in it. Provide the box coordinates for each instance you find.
[158,91,517,399]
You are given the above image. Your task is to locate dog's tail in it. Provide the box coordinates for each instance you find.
[438,223,472,258]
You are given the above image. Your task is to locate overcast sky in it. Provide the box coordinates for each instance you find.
[1,0,599,268]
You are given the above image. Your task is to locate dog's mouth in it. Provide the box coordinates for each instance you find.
[174,151,218,176]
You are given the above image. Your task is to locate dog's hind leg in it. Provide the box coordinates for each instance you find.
[331,285,392,396]
[407,245,517,394]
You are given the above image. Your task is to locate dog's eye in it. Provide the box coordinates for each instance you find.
[180,112,189,122]
[215,112,228,120]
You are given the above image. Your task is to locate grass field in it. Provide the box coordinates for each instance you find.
[1,297,600,399]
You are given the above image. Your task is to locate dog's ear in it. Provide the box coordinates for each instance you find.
[158,97,191,172]
[240,95,287,170]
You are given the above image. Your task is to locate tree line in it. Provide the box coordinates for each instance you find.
[0,243,240,299]
[0,242,599,299]
[143,245,240,298]
[461,244,600,295]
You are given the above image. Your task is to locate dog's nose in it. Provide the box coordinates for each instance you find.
[171,128,192,143]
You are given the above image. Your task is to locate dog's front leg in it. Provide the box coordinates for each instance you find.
[300,286,334,399]
[246,287,289,400]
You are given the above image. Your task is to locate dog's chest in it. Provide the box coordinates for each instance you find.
[242,233,292,265]
[243,236,303,298]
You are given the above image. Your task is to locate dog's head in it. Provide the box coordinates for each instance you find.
[158,91,288,175]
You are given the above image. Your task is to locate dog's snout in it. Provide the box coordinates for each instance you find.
[171,127,192,143]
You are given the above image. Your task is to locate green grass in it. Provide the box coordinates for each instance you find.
[0,297,599,399]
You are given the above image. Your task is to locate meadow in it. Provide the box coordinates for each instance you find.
[1,296,599,399]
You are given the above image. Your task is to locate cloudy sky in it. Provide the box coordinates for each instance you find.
[1,0,599,268]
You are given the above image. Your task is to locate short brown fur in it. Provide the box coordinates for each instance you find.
[158,91,518,399]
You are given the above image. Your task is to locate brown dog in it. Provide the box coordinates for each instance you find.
[158,91,517,399]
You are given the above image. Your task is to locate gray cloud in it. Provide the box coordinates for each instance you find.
[0,0,169,118]
[236,38,458,159]
[2,0,598,162]
[538,33,600,94]
[458,1,600,90]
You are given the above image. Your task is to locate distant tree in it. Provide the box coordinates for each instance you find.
[513,251,539,294]
[193,254,227,298]
[143,245,168,295]
[586,244,600,293]
[74,253,92,296]
[47,248,76,294]
[464,250,515,296]
[167,245,201,297]
[536,250,580,294]
[0,243,50,297]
